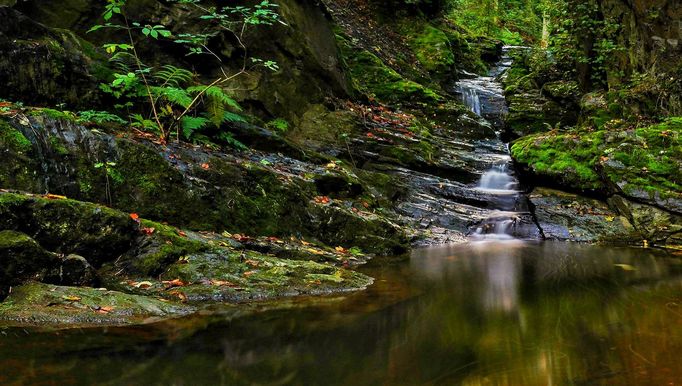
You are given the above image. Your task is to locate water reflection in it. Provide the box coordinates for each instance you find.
[1,242,682,385]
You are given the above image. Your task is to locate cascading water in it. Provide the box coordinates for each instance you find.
[477,163,517,192]
[461,88,482,116]
[456,47,536,241]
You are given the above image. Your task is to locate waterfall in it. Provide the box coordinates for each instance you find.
[478,164,517,192]
[460,87,481,116]
[455,46,534,241]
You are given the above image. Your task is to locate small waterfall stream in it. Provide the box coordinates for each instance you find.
[456,47,536,240]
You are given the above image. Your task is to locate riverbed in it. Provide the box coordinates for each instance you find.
[2,241,681,385]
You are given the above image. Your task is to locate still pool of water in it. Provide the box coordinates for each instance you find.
[2,241,682,385]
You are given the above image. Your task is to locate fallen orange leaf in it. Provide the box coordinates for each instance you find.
[168,290,187,302]
[314,196,331,205]
[210,280,237,287]
[45,194,67,200]
[162,279,187,288]
[141,227,155,235]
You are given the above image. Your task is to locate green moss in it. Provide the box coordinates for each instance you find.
[0,121,32,153]
[0,282,193,327]
[511,130,605,191]
[512,118,682,199]
[405,23,455,77]
[32,108,77,122]
[336,34,441,104]
[49,137,69,156]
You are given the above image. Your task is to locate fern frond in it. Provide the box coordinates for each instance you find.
[187,85,242,111]
[150,86,192,108]
[223,111,246,123]
[217,132,248,151]
[206,97,225,127]
[180,116,210,139]
[154,65,194,87]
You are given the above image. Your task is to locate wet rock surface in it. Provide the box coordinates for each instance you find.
[530,188,639,243]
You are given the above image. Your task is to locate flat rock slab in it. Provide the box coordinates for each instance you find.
[0,282,194,328]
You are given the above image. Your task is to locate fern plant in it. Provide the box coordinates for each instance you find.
[90,0,279,144]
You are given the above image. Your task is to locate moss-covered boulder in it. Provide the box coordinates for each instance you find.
[0,282,194,327]
[403,23,455,81]
[529,188,639,243]
[505,92,565,137]
[0,192,137,267]
[511,118,682,212]
[511,128,605,191]
[0,230,58,297]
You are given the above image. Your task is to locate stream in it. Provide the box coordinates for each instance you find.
[457,46,538,240]
[2,48,682,386]
[2,242,682,385]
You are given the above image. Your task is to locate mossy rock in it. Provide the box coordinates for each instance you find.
[511,129,605,191]
[151,250,374,303]
[404,23,455,80]
[511,118,682,213]
[336,33,441,104]
[505,91,573,137]
[0,230,58,296]
[0,7,101,109]
[0,120,42,193]
[0,282,194,327]
[0,192,137,266]
[290,104,358,146]
[542,80,580,102]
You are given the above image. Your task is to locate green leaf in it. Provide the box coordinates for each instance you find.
[180,116,210,139]
[223,111,246,123]
[153,65,193,87]
[151,87,192,108]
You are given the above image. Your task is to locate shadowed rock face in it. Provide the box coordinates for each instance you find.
[599,0,682,75]
[0,113,409,256]
[0,6,100,109]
